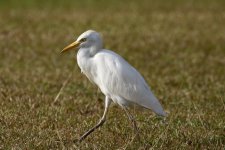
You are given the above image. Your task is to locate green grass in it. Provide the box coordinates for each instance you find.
[0,0,225,149]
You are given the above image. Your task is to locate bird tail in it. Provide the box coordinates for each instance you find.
[155,107,167,117]
[142,91,167,117]
[150,101,167,117]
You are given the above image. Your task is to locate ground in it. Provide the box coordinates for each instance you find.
[0,0,225,149]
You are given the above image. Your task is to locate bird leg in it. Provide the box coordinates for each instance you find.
[122,107,139,136]
[78,96,111,142]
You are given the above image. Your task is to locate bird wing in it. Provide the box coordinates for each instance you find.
[93,50,166,116]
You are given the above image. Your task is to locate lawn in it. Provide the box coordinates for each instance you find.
[0,0,225,149]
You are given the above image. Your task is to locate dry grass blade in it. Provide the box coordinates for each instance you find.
[52,72,73,105]
[56,129,66,150]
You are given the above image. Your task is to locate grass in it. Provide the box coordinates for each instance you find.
[0,0,225,149]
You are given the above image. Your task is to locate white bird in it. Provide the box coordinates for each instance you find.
[61,30,166,142]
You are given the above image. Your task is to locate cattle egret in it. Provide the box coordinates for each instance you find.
[61,30,166,142]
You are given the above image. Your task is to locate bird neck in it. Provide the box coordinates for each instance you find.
[78,46,100,58]
[77,47,99,77]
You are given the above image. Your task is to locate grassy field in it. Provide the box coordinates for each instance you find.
[0,0,225,149]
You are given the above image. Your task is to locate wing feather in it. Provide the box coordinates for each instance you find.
[93,50,166,116]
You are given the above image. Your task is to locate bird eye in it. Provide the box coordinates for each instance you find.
[80,38,87,42]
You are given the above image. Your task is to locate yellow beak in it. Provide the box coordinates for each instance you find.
[61,41,80,53]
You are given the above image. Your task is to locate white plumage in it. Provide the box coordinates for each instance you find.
[61,30,166,142]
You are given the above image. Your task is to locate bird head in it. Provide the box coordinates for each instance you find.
[61,30,103,53]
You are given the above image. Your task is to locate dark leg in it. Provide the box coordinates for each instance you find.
[122,107,139,135]
[78,96,111,142]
